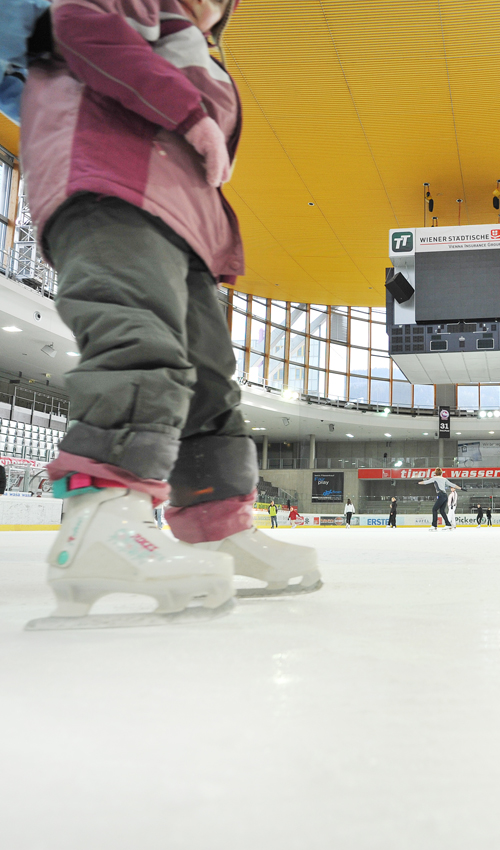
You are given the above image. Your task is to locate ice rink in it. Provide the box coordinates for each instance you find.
[2,526,500,850]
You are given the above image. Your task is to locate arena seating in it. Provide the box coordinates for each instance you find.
[0,418,63,461]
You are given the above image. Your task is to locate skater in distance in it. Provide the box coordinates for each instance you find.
[418,468,461,531]
[21,0,322,629]
[387,496,397,528]
[344,498,355,528]
[447,486,458,529]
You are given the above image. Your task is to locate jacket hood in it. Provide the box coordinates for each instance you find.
[211,0,240,62]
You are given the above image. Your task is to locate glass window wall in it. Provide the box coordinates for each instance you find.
[350,318,369,348]
[250,318,266,353]
[225,293,482,409]
[479,385,500,409]
[457,385,479,409]
[271,301,287,326]
[231,311,246,347]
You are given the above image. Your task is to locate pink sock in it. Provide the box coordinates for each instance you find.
[165,490,256,543]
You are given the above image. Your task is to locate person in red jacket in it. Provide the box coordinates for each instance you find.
[288,506,304,529]
[21,0,321,626]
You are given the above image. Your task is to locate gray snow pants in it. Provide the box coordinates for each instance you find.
[44,193,258,507]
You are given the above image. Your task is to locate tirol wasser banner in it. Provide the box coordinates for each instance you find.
[358,468,500,479]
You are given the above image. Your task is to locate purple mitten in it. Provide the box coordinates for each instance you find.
[185,116,230,187]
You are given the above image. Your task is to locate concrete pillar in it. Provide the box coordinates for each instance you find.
[309,434,316,469]
[262,435,268,470]
[435,384,455,408]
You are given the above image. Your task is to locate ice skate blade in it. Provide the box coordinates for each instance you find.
[25,599,235,631]
[236,578,323,599]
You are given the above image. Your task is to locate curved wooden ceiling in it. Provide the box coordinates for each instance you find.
[2,1,499,307]
[224,0,500,305]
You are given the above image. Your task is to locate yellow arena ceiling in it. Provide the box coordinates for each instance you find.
[2,0,500,307]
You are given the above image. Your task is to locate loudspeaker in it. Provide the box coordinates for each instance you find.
[385,272,415,304]
[329,424,335,432]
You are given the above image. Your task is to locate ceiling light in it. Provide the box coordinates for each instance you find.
[2,326,22,333]
[487,411,494,418]
[251,427,266,431]
[479,411,487,418]
[384,433,392,437]
[456,432,461,435]
[66,351,79,357]
[384,407,391,415]
[423,432,428,435]
[489,431,495,434]
[394,461,403,467]
[346,433,354,438]
[244,419,251,423]
[494,411,500,418]
[41,343,57,358]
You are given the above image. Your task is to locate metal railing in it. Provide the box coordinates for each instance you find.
[0,244,58,300]
[264,456,441,470]
[236,373,473,417]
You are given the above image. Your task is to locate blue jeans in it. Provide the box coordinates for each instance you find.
[433,493,450,527]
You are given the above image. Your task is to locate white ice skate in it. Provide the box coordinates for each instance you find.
[194,527,322,597]
[26,486,235,631]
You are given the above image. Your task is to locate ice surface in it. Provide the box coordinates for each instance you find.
[2,527,500,849]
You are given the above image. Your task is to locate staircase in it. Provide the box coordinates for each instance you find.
[257,475,298,507]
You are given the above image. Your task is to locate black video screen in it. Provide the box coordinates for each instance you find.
[415,250,500,322]
[312,472,344,503]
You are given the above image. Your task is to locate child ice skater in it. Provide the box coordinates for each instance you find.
[288,506,304,529]
[447,486,458,529]
[418,468,461,530]
[21,0,321,624]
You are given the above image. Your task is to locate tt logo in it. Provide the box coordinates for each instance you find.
[392,232,413,252]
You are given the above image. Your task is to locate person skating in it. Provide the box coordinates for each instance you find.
[486,507,492,527]
[344,498,355,528]
[476,504,484,527]
[21,0,321,628]
[418,468,461,530]
[388,496,397,528]
[268,501,278,529]
[447,486,458,529]
[288,506,304,529]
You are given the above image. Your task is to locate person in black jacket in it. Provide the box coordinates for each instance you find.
[388,496,397,528]
[0,463,6,495]
[486,507,492,527]
[476,504,484,527]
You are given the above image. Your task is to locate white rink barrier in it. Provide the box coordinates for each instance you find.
[0,496,63,530]
[252,510,499,529]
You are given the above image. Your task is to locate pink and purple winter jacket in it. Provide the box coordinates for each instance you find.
[20,0,244,281]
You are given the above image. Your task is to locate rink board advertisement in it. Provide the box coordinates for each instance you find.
[312,472,344,503]
[0,496,62,530]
